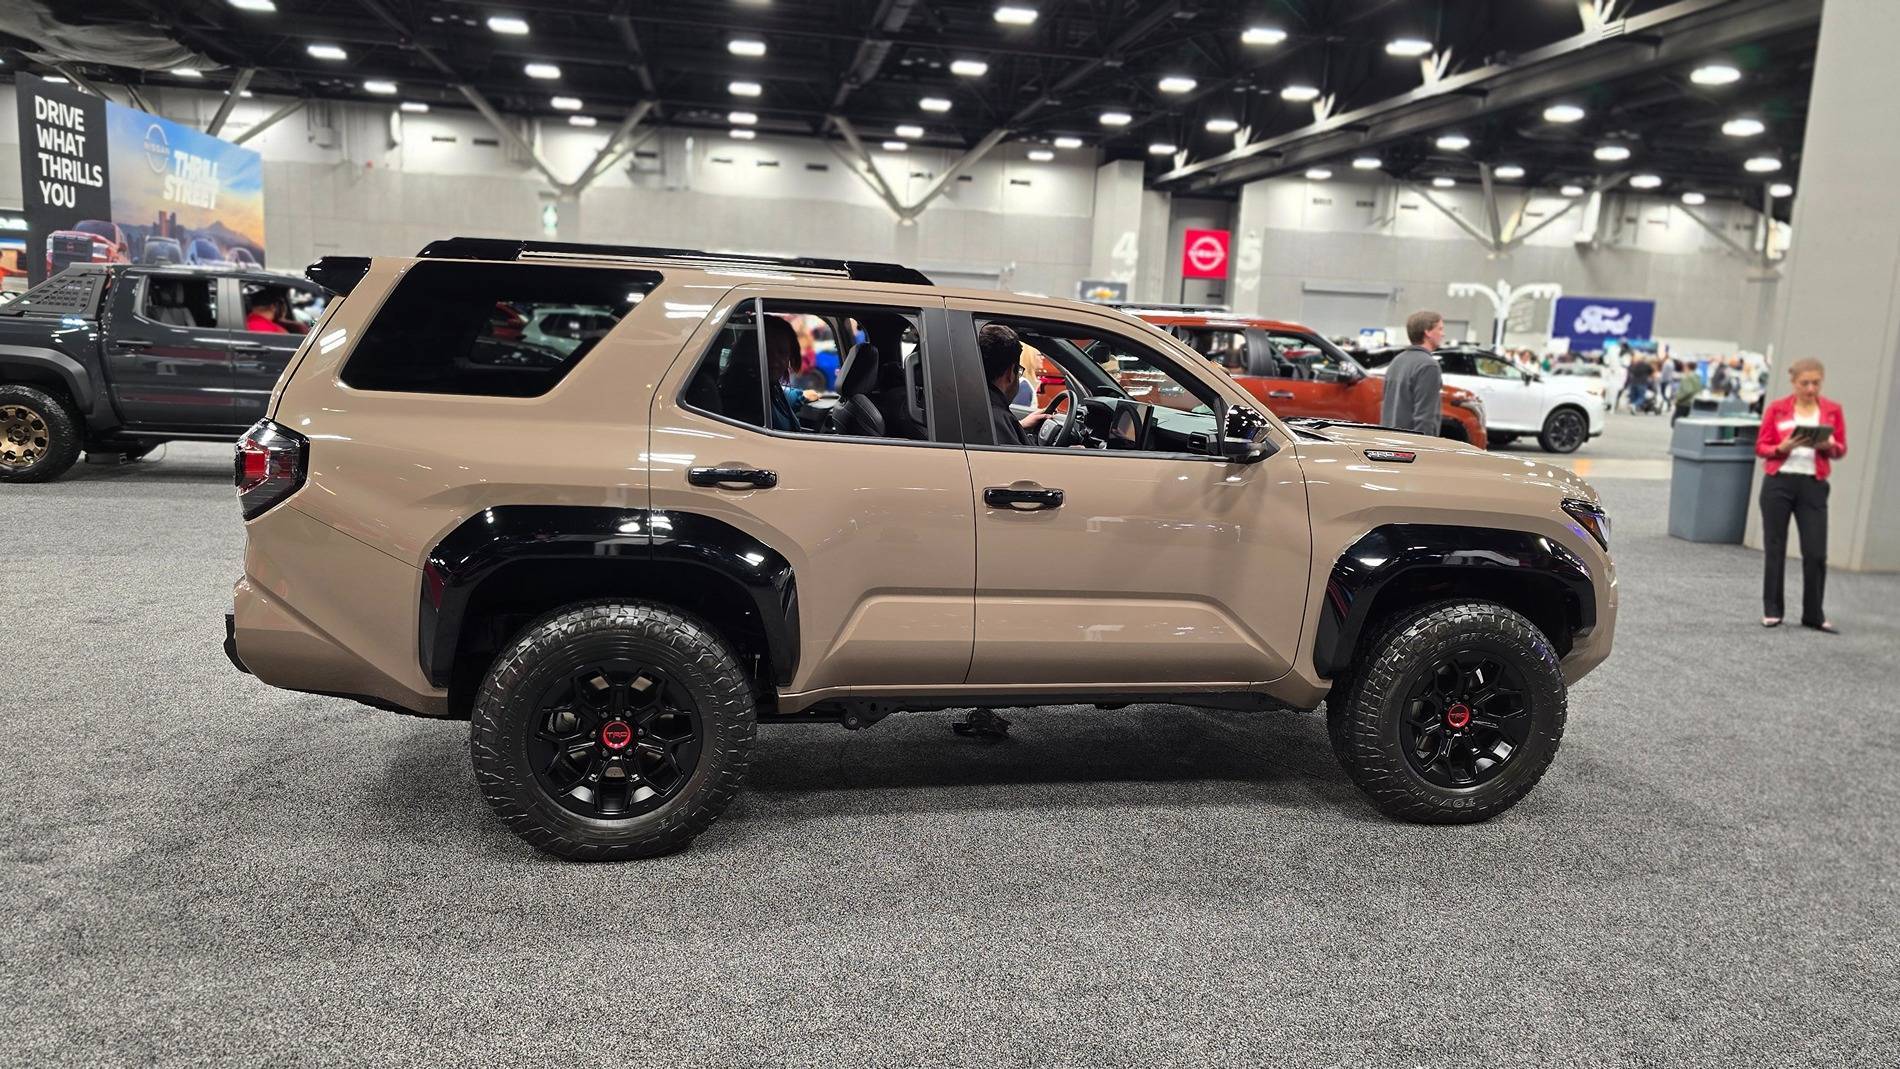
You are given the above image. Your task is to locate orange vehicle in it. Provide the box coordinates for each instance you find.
[1041,308,1487,448]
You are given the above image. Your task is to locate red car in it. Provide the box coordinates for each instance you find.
[45,219,131,276]
[1128,309,1487,448]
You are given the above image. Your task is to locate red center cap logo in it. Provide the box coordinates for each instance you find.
[1445,704,1472,730]
[600,721,633,750]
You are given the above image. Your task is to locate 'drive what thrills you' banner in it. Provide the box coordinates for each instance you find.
[18,72,267,285]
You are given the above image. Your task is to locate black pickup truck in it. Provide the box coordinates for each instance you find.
[0,264,329,481]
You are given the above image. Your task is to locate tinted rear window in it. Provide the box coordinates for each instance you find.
[341,261,661,397]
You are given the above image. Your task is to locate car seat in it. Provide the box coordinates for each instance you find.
[829,342,886,437]
[145,280,195,327]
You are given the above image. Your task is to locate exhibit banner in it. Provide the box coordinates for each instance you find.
[1550,295,1656,343]
[1181,228,1230,280]
[15,72,267,285]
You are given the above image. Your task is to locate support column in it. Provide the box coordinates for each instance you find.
[1750,0,1900,571]
[1087,160,1150,298]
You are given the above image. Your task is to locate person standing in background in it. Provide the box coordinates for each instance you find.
[1659,357,1679,407]
[1755,357,1847,633]
[1380,310,1446,436]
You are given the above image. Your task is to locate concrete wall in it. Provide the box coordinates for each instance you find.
[1230,174,1781,351]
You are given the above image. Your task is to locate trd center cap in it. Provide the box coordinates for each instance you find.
[600,720,634,751]
[1445,703,1472,730]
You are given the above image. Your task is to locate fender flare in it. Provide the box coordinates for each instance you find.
[417,506,799,689]
[0,344,96,414]
[1312,524,1596,678]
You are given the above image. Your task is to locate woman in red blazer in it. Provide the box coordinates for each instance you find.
[1755,358,1847,631]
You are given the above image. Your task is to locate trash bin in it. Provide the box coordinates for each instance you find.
[1668,417,1761,542]
[1689,395,1748,416]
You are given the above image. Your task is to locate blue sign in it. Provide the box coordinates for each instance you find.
[1551,296,1656,342]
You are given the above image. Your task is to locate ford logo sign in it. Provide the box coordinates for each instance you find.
[1573,304,1633,335]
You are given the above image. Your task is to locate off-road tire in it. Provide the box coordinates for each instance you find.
[1327,599,1566,824]
[0,384,82,483]
[1537,406,1589,454]
[470,600,756,860]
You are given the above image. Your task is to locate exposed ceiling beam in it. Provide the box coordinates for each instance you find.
[206,68,255,137]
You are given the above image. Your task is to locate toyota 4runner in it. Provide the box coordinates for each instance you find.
[226,239,1617,861]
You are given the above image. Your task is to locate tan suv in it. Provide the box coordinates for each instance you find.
[226,239,1617,860]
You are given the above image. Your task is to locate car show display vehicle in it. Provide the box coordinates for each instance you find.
[1361,344,1605,452]
[1118,308,1489,448]
[44,219,132,275]
[225,239,1617,861]
[0,264,328,481]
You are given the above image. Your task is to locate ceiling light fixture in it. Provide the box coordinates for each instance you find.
[1722,117,1765,138]
[950,59,990,77]
[1630,174,1662,189]
[551,96,582,110]
[363,80,397,95]
[1769,182,1793,198]
[488,15,529,35]
[1352,156,1381,170]
[1204,117,1239,134]
[994,5,1038,25]
[1305,168,1332,180]
[895,124,924,139]
[1744,156,1783,173]
[1681,191,1706,206]
[921,96,953,113]
[1158,75,1197,93]
[1435,133,1470,151]
[1594,144,1631,161]
[399,101,429,113]
[1561,184,1586,197]
[730,128,755,140]
[1543,103,1586,123]
[1433,176,1456,188]
[524,62,561,79]
[728,110,758,125]
[1385,38,1433,57]
[1099,110,1132,126]
[1053,136,1083,149]
[729,80,762,97]
[728,38,766,57]
[43,75,70,84]
[1494,164,1525,179]
[228,0,277,10]
[1148,142,1176,155]
[171,68,204,78]
[1027,148,1055,161]
[884,141,909,152]
[569,115,597,127]
[1281,84,1321,102]
[307,43,347,61]
[1691,63,1742,86]
[1242,26,1287,46]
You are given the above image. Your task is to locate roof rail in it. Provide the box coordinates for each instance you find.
[1102,301,1233,313]
[416,237,934,287]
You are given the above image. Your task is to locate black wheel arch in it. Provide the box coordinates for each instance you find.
[1313,524,1596,679]
[0,345,96,416]
[420,506,799,711]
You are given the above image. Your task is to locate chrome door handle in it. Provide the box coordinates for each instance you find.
[984,485,1064,510]
[688,466,777,489]
[1268,390,1295,399]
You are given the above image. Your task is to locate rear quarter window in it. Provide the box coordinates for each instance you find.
[340,261,661,397]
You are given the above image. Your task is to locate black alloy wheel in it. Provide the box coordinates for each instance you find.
[470,600,756,860]
[1398,652,1531,789]
[1539,408,1588,453]
[528,661,702,819]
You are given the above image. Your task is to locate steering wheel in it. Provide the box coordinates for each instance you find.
[1035,388,1084,448]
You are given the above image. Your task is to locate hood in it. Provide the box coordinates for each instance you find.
[1285,419,1601,507]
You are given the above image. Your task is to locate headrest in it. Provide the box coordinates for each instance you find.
[837,342,881,395]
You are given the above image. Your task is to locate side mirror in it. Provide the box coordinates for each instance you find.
[1220,436,1274,464]
[1215,399,1276,464]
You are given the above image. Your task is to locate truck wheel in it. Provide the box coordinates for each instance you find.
[1328,600,1566,824]
[470,600,756,861]
[1537,407,1588,453]
[0,384,82,483]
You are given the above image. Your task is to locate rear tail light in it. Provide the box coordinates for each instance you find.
[235,419,308,519]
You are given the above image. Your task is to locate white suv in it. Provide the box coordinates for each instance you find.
[1366,345,1604,453]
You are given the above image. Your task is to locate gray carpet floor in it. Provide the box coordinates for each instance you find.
[4,417,1896,1067]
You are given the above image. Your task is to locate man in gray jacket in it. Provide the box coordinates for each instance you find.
[1381,309,1447,435]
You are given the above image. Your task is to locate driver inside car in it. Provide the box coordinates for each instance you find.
[980,323,1051,445]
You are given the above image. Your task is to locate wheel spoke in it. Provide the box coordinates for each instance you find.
[1400,650,1534,789]
[526,659,703,821]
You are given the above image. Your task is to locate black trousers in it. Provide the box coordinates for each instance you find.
[1760,473,1829,625]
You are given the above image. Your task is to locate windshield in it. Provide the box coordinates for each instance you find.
[76,221,117,240]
